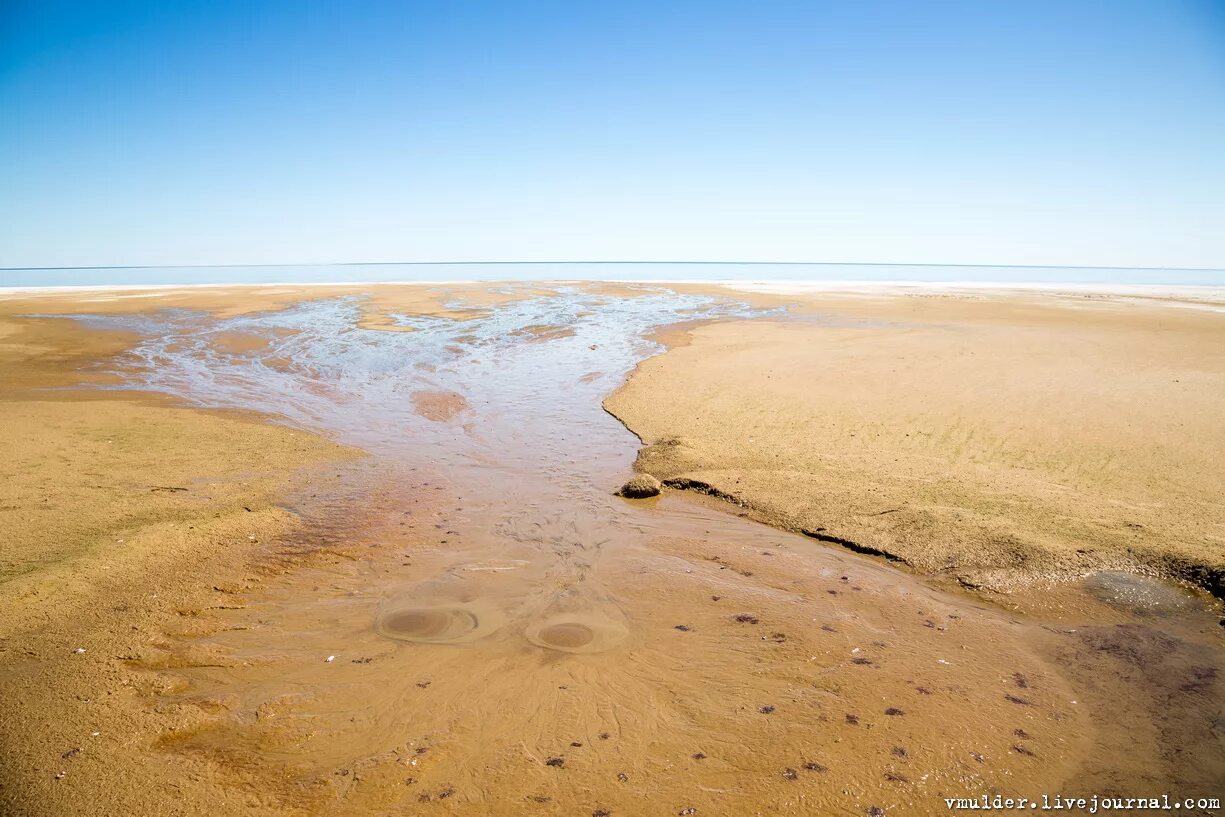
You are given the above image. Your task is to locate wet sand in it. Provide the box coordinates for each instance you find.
[1,282,1222,816]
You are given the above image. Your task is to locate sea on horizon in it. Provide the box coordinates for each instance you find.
[2,261,1224,290]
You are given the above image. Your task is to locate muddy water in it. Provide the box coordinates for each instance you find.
[70,286,1224,816]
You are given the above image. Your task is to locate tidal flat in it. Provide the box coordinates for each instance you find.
[1,281,1222,816]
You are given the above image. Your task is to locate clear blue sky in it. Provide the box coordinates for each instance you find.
[2,0,1223,269]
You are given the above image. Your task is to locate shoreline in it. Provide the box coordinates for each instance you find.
[4,278,1225,296]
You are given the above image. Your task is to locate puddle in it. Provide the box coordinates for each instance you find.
[59,284,1225,815]
[1083,570,1203,617]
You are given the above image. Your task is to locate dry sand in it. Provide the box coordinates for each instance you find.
[607,284,1225,596]
[1,282,1222,817]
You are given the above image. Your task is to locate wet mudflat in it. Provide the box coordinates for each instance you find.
[50,284,1225,815]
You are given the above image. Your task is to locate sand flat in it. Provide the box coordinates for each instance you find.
[0,300,362,815]
[607,284,1225,594]
[1,283,1222,816]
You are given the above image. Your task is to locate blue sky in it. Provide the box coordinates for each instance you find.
[2,1,1223,269]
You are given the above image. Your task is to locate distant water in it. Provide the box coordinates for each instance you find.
[2,261,1225,289]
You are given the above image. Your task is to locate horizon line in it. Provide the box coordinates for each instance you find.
[4,259,1225,273]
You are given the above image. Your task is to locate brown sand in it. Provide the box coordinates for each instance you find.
[410,389,470,422]
[607,285,1225,596]
[511,323,579,342]
[0,303,362,815]
[0,280,562,326]
[1,283,1222,817]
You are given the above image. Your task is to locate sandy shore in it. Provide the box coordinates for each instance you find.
[607,284,1225,596]
[1,282,1222,816]
[0,297,363,815]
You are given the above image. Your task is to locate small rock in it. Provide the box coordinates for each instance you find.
[617,474,662,498]
[545,757,565,767]
[325,655,335,663]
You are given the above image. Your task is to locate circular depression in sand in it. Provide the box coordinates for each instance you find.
[536,622,595,649]
[376,606,481,644]
[526,616,628,654]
